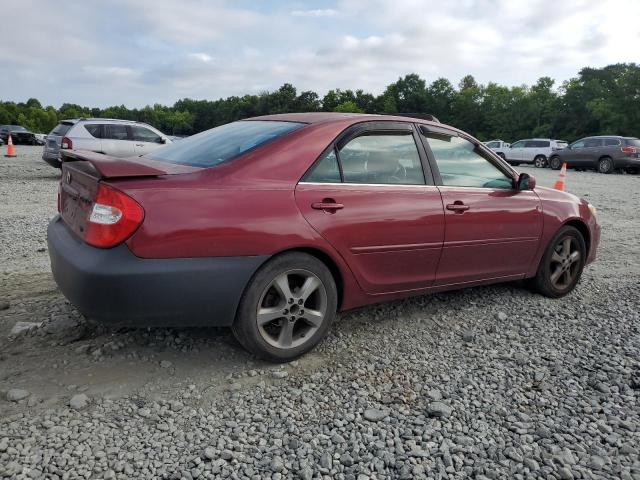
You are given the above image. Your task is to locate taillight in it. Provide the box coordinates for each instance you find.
[61,137,72,149]
[621,146,637,153]
[84,184,144,248]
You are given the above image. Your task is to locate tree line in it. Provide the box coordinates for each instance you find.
[1,63,638,142]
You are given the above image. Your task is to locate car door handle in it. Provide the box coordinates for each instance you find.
[135,143,145,147]
[312,200,344,211]
[446,202,470,212]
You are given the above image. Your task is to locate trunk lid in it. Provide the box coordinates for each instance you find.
[59,151,200,238]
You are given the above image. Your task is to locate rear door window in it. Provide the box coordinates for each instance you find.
[304,149,342,183]
[425,134,513,190]
[106,124,130,140]
[339,133,425,185]
[132,125,162,143]
[604,138,621,146]
[585,138,603,148]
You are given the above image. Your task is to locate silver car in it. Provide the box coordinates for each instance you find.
[504,138,568,168]
[42,118,171,168]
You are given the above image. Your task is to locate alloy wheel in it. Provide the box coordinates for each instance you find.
[549,236,581,290]
[256,269,328,349]
[534,156,546,168]
[598,158,612,173]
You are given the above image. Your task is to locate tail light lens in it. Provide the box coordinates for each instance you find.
[621,146,637,153]
[84,184,144,248]
[61,137,72,149]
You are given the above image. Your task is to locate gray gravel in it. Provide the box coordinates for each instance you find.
[1,147,639,479]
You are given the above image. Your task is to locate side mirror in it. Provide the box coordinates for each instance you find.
[160,137,167,144]
[517,173,536,191]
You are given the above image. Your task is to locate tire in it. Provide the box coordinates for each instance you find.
[549,156,562,170]
[597,157,614,174]
[533,155,547,168]
[497,153,506,160]
[532,226,586,298]
[509,161,520,166]
[232,252,338,362]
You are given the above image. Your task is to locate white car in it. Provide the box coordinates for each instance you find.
[42,118,171,168]
[503,138,568,167]
[484,139,510,160]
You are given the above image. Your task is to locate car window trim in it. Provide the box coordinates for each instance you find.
[417,125,517,188]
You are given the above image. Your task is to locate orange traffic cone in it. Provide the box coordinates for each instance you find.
[4,134,16,158]
[553,162,567,191]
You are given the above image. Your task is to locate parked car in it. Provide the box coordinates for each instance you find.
[48,113,600,361]
[484,139,510,160]
[42,118,171,168]
[34,133,47,145]
[503,139,568,167]
[549,136,640,174]
[0,125,38,145]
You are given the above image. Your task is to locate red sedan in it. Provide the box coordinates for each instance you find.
[48,113,600,361]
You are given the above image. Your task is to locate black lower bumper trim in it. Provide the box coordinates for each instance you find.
[47,216,268,327]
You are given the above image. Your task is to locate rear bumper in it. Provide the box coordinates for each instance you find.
[47,216,267,327]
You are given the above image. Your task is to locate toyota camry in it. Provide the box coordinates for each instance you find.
[48,113,600,361]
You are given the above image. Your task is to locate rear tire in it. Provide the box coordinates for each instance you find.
[534,155,547,168]
[549,156,562,170]
[232,252,337,362]
[597,157,613,174]
[532,226,586,298]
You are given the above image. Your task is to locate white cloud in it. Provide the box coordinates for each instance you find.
[188,53,214,63]
[291,9,338,17]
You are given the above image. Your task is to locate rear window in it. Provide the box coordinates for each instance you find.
[625,138,640,147]
[146,120,306,167]
[50,122,73,136]
[85,124,103,138]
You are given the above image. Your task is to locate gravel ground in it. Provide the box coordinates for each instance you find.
[1,146,639,480]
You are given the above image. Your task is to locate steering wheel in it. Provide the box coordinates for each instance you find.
[389,164,407,183]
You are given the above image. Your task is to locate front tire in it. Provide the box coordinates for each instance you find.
[532,226,586,298]
[597,157,614,174]
[549,156,562,170]
[534,155,547,168]
[232,252,337,362]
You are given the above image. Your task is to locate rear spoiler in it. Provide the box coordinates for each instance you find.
[61,150,166,178]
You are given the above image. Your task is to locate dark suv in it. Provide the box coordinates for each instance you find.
[549,136,640,174]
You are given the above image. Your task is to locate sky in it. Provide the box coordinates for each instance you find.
[1,0,639,108]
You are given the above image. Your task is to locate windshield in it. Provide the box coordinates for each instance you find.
[8,125,28,132]
[146,120,306,167]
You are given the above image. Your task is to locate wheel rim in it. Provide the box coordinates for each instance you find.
[599,159,611,173]
[549,236,581,290]
[256,269,328,349]
[535,157,544,167]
